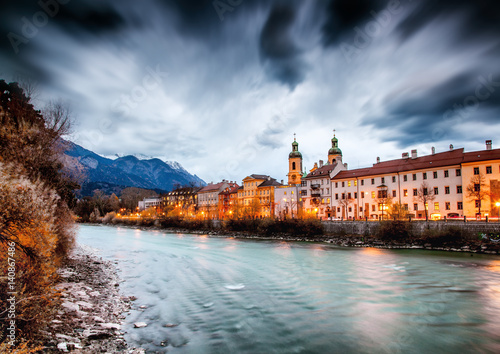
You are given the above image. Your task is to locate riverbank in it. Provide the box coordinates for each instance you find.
[88,219,500,255]
[39,244,145,353]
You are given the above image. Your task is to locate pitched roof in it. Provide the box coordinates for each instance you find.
[198,181,228,193]
[304,162,337,179]
[219,185,240,195]
[462,148,500,163]
[258,178,282,187]
[333,148,469,180]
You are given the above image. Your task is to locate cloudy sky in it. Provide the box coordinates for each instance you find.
[1,0,500,183]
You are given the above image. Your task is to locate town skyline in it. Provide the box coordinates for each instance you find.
[1,0,499,183]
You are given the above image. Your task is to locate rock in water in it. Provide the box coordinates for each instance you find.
[134,322,148,328]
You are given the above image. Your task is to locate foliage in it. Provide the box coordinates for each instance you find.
[421,226,467,246]
[376,221,412,241]
[120,187,158,211]
[0,80,77,348]
[0,163,73,345]
[389,202,410,220]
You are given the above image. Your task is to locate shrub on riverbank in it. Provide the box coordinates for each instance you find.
[0,80,77,348]
[376,221,412,241]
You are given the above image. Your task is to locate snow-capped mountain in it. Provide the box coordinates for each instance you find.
[64,141,205,195]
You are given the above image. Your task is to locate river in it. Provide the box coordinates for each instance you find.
[77,224,500,353]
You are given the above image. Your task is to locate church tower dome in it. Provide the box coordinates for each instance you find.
[328,130,342,164]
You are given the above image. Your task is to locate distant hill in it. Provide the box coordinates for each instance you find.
[63,141,205,196]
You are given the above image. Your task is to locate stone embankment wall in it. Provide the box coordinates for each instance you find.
[322,220,500,237]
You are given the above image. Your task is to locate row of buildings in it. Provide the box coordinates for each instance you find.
[139,134,500,221]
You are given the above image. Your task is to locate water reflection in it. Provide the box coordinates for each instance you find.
[77,226,500,353]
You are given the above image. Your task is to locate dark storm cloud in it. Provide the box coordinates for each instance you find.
[259,4,306,90]
[363,71,500,147]
[395,0,500,41]
[321,0,388,46]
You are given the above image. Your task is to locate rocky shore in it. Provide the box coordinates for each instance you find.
[40,244,144,353]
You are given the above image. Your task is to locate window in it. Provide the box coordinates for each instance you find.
[381,177,385,183]
[445,186,450,194]
[342,193,345,199]
[474,167,480,175]
[354,192,358,198]
[423,188,428,195]
[301,190,307,196]
[475,200,481,208]
[414,203,418,211]
[292,161,296,170]
[423,172,427,180]
[372,205,376,211]
[392,190,396,197]
[403,204,408,210]
[456,169,461,177]
[413,188,418,196]
[348,181,351,187]
[326,188,329,194]
[371,178,375,185]
[434,187,439,195]
[403,189,408,196]
[361,179,364,186]
[486,166,492,174]
[335,182,338,188]
[444,170,449,178]
[301,180,307,187]
[348,193,352,199]
[474,184,480,192]
[413,174,417,181]
[434,202,439,211]
[348,207,352,212]
[371,191,375,199]
[404,175,408,182]
[457,202,463,210]
[445,202,450,210]
[335,193,339,199]
[457,185,462,194]
[392,176,396,183]
[342,181,345,187]
[360,207,363,212]
[378,190,387,198]
[354,180,357,186]
[361,191,365,198]
[321,179,324,185]
[433,171,438,179]
[337,207,341,212]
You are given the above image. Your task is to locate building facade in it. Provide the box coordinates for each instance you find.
[197,180,238,219]
[331,141,500,220]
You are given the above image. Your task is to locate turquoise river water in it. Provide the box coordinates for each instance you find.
[77,225,500,353]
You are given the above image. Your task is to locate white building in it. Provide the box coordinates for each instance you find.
[138,197,161,211]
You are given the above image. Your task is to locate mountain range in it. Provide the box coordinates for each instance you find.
[63,141,205,196]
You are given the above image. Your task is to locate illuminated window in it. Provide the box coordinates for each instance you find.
[371,191,375,198]
[403,189,408,196]
[348,181,351,187]
[354,180,357,186]
[445,202,450,210]
[434,202,439,210]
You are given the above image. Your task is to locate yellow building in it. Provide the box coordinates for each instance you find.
[238,174,282,218]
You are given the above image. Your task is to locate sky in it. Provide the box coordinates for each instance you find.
[1,0,500,184]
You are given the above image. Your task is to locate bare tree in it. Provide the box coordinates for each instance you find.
[466,173,489,217]
[389,202,409,220]
[337,191,354,219]
[43,99,74,139]
[414,182,436,221]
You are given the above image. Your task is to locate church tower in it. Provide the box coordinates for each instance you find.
[287,134,303,185]
[328,130,342,165]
